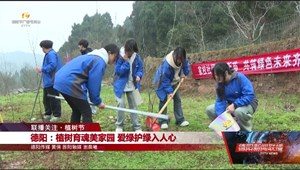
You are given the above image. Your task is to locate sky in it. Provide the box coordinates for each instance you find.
[0,1,134,55]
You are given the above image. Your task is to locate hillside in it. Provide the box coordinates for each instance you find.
[141,36,300,96]
[0,51,44,72]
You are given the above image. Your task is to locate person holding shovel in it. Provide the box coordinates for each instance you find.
[113,38,144,132]
[53,44,119,123]
[36,40,62,122]
[153,47,190,129]
[206,62,258,132]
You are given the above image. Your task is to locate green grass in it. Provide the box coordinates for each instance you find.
[1,85,300,169]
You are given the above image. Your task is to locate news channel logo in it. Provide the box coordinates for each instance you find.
[12,12,41,27]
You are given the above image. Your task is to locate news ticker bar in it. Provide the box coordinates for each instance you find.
[0,131,224,151]
[1,123,300,165]
[0,132,223,144]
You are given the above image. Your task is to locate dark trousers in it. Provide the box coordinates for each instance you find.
[61,93,93,123]
[43,87,61,117]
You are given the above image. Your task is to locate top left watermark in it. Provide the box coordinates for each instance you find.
[12,12,41,27]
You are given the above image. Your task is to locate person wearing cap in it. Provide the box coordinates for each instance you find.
[36,40,63,122]
[54,44,119,123]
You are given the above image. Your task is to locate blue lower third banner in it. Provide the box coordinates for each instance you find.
[222,131,300,164]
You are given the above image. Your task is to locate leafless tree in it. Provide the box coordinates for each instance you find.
[164,1,177,56]
[220,1,277,43]
[26,28,40,86]
[173,1,213,51]
[190,1,213,51]
[0,58,18,121]
[0,58,17,95]
[295,1,300,15]
[143,56,161,112]
[26,28,43,121]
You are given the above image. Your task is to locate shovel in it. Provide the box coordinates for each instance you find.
[47,94,169,120]
[145,77,184,132]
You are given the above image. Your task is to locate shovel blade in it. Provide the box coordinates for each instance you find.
[145,116,153,128]
[152,123,161,132]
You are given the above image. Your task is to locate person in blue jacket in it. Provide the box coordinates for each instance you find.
[54,44,119,123]
[113,38,143,132]
[77,39,97,115]
[153,47,190,129]
[36,40,62,122]
[206,62,258,132]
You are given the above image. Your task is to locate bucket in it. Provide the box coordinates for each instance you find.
[208,111,240,138]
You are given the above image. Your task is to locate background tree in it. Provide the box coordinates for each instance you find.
[220,1,279,43]
[56,1,298,63]
[19,64,38,90]
[295,1,300,16]
[0,59,18,95]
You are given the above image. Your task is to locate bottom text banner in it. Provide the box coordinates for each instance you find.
[0,132,224,151]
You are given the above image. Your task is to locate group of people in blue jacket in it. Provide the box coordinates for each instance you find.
[36,38,258,132]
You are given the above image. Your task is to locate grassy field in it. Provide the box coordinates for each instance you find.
[0,85,300,169]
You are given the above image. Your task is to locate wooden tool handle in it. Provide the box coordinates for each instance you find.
[157,77,185,115]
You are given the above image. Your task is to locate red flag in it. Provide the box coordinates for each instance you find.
[65,52,70,64]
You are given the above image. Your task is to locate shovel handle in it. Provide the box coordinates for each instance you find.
[152,77,185,125]
[105,105,169,120]
[158,77,184,115]
[47,94,168,119]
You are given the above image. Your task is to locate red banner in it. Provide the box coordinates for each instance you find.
[191,48,300,79]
